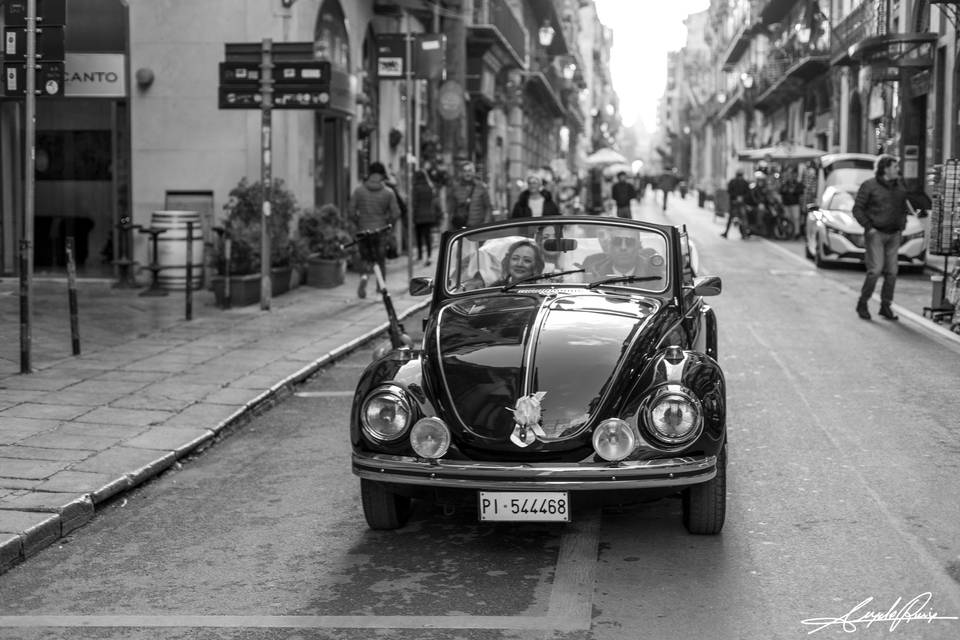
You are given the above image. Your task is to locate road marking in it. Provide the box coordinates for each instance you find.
[293,390,353,398]
[0,511,601,632]
[0,615,586,630]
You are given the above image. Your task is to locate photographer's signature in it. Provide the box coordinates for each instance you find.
[802,592,958,634]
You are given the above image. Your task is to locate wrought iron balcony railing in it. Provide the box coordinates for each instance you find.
[832,0,883,54]
[472,0,526,65]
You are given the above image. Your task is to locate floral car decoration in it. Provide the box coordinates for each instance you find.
[350,216,726,534]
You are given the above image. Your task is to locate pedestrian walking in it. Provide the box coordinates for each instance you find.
[779,166,804,239]
[852,155,908,321]
[721,170,752,239]
[411,169,441,266]
[348,161,401,298]
[447,161,493,230]
[610,171,638,218]
[510,174,560,218]
[658,169,677,211]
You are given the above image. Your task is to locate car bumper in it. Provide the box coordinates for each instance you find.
[352,452,717,491]
[823,232,926,264]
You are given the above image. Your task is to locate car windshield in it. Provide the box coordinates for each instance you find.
[828,190,855,211]
[822,158,877,190]
[443,219,670,295]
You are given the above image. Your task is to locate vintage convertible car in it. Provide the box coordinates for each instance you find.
[350,216,726,534]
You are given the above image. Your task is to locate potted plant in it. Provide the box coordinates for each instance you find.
[211,177,298,307]
[297,204,353,288]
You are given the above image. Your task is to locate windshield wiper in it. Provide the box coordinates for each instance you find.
[501,268,586,292]
[587,274,662,290]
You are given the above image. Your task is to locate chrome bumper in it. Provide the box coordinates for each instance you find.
[352,453,717,490]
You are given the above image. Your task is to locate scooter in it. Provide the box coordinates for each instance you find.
[343,225,412,359]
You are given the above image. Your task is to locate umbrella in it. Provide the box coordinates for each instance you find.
[602,162,634,178]
[585,147,627,167]
[737,143,825,162]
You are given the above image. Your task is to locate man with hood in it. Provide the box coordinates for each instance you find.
[348,161,401,298]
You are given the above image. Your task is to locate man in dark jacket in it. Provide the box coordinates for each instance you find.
[510,174,561,218]
[852,155,908,320]
[610,172,638,218]
[722,170,753,239]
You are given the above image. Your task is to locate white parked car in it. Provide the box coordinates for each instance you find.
[805,153,927,268]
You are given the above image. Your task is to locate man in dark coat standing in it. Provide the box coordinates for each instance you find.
[852,155,908,321]
[510,174,560,218]
[610,172,638,219]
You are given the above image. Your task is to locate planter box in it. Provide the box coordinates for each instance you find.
[306,258,345,288]
[211,267,294,308]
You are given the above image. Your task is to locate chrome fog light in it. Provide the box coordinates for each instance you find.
[410,417,450,459]
[361,385,412,442]
[592,418,637,462]
[645,386,702,446]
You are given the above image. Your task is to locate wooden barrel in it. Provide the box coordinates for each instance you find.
[151,210,203,290]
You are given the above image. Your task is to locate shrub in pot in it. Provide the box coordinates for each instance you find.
[211,177,298,306]
[297,204,353,288]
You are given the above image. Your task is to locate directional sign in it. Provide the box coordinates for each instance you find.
[3,61,64,96]
[220,60,329,87]
[4,26,65,60]
[218,86,330,110]
[4,0,66,26]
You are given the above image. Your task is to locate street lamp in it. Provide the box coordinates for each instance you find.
[538,20,555,47]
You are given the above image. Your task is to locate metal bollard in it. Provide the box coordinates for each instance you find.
[65,237,81,356]
[185,221,193,320]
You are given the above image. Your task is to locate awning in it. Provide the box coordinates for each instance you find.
[831,32,936,68]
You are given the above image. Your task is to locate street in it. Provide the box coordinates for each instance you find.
[1,194,959,640]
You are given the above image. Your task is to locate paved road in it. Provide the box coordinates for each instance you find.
[1,197,959,639]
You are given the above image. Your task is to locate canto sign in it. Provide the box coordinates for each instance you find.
[64,53,126,97]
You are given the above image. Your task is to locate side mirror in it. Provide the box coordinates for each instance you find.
[409,277,433,296]
[690,275,721,297]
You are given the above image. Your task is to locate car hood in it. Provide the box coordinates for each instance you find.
[821,208,924,234]
[429,291,661,443]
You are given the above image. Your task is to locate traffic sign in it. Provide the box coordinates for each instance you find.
[218,86,330,110]
[4,26,65,60]
[4,0,66,26]
[220,60,329,87]
[3,61,64,96]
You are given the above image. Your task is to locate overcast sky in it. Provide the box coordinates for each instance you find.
[593,0,710,130]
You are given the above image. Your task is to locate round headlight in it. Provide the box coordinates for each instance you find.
[361,386,412,442]
[410,417,451,459]
[592,418,637,462]
[645,388,702,446]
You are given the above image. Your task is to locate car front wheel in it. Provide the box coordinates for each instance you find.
[682,444,726,535]
[361,479,411,530]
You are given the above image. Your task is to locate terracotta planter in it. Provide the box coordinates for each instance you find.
[306,257,345,288]
[211,267,294,308]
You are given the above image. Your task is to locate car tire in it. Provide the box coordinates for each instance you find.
[682,444,726,535]
[361,478,411,530]
[773,217,794,240]
[804,237,814,260]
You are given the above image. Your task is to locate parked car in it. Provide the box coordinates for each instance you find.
[805,181,927,269]
[350,216,727,534]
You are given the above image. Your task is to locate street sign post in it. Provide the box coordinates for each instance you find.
[4,61,64,96]
[218,43,333,310]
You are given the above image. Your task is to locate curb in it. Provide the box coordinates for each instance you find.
[0,297,432,575]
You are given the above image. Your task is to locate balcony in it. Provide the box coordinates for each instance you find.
[831,0,880,60]
[754,36,830,111]
[720,21,759,71]
[468,0,526,68]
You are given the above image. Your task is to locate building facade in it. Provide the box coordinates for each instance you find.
[0,0,616,280]
[679,0,957,202]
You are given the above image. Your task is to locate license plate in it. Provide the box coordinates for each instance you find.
[478,491,570,522]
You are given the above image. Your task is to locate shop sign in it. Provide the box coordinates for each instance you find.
[437,80,464,121]
[64,53,126,97]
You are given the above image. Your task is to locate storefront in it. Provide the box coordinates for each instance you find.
[0,0,127,277]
